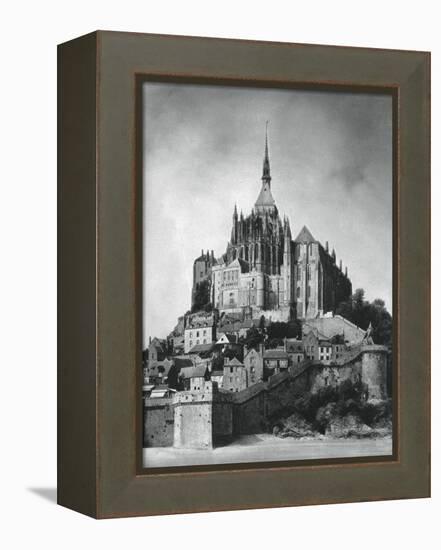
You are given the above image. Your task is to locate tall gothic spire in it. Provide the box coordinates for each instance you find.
[255,122,276,214]
[262,121,271,185]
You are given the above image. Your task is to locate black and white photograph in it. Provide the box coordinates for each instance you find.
[141,82,394,468]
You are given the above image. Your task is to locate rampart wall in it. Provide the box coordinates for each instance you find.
[143,345,388,447]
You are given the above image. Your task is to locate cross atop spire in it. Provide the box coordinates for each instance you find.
[262,121,271,185]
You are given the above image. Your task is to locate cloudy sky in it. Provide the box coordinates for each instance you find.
[143,82,392,346]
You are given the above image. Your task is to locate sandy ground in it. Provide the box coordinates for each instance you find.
[143,434,393,468]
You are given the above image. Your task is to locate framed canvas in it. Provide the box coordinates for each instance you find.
[58,31,430,518]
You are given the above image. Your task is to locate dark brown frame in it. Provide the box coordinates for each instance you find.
[58,31,430,518]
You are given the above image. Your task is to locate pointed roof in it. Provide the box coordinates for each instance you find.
[294,225,316,244]
[262,121,271,184]
[255,123,277,212]
[227,258,250,272]
[225,357,244,367]
[255,182,276,208]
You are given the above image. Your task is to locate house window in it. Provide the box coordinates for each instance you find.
[196,331,199,337]
[203,339,207,344]
[189,341,192,348]
[196,340,199,345]
[230,367,233,373]
[250,366,255,373]
[296,287,300,298]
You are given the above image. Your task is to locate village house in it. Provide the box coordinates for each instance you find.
[148,337,168,361]
[303,329,352,365]
[170,335,185,354]
[184,312,217,353]
[243,346,264,386]
[144,358,174,385]
[263,348,289,378]
[210,370,224,389]
[178,364,209,390]
[217,314,256,339]
[215,332,243,359]
[285,338,305,365]
[222,357,247,392]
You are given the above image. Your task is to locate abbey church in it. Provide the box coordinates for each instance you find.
[192,129,352,321]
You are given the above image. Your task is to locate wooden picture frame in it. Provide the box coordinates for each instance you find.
[58,31,430,518]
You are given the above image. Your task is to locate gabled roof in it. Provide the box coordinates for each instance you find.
[146,359,173,376]
[149,337,167,351]
[227,257,249,273]
[216,333,237,344]
[244,347,262,360]
[286,340,304,353]
[264,349,289,360]
[173,357,193,369]
[211,370,224,377]
[255,182,276,208]
[294,225,316,244]
[188,343,215,355]
[179,364,208,379]
[225,357,244,367]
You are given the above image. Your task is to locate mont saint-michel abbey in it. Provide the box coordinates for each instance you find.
[192,130,352,321]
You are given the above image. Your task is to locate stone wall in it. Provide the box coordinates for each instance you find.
[143,397,174,447]
[173,381,214,449]
[361,346,388,400]
[143,346,388,448]
[212,394,233,443]
[307,345,388,400]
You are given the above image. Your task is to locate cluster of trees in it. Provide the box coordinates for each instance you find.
[239,317,302,350]
[191,285,392,348]
[269,379,392,435]
[336,288,392,348]
[191,280,212,313]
